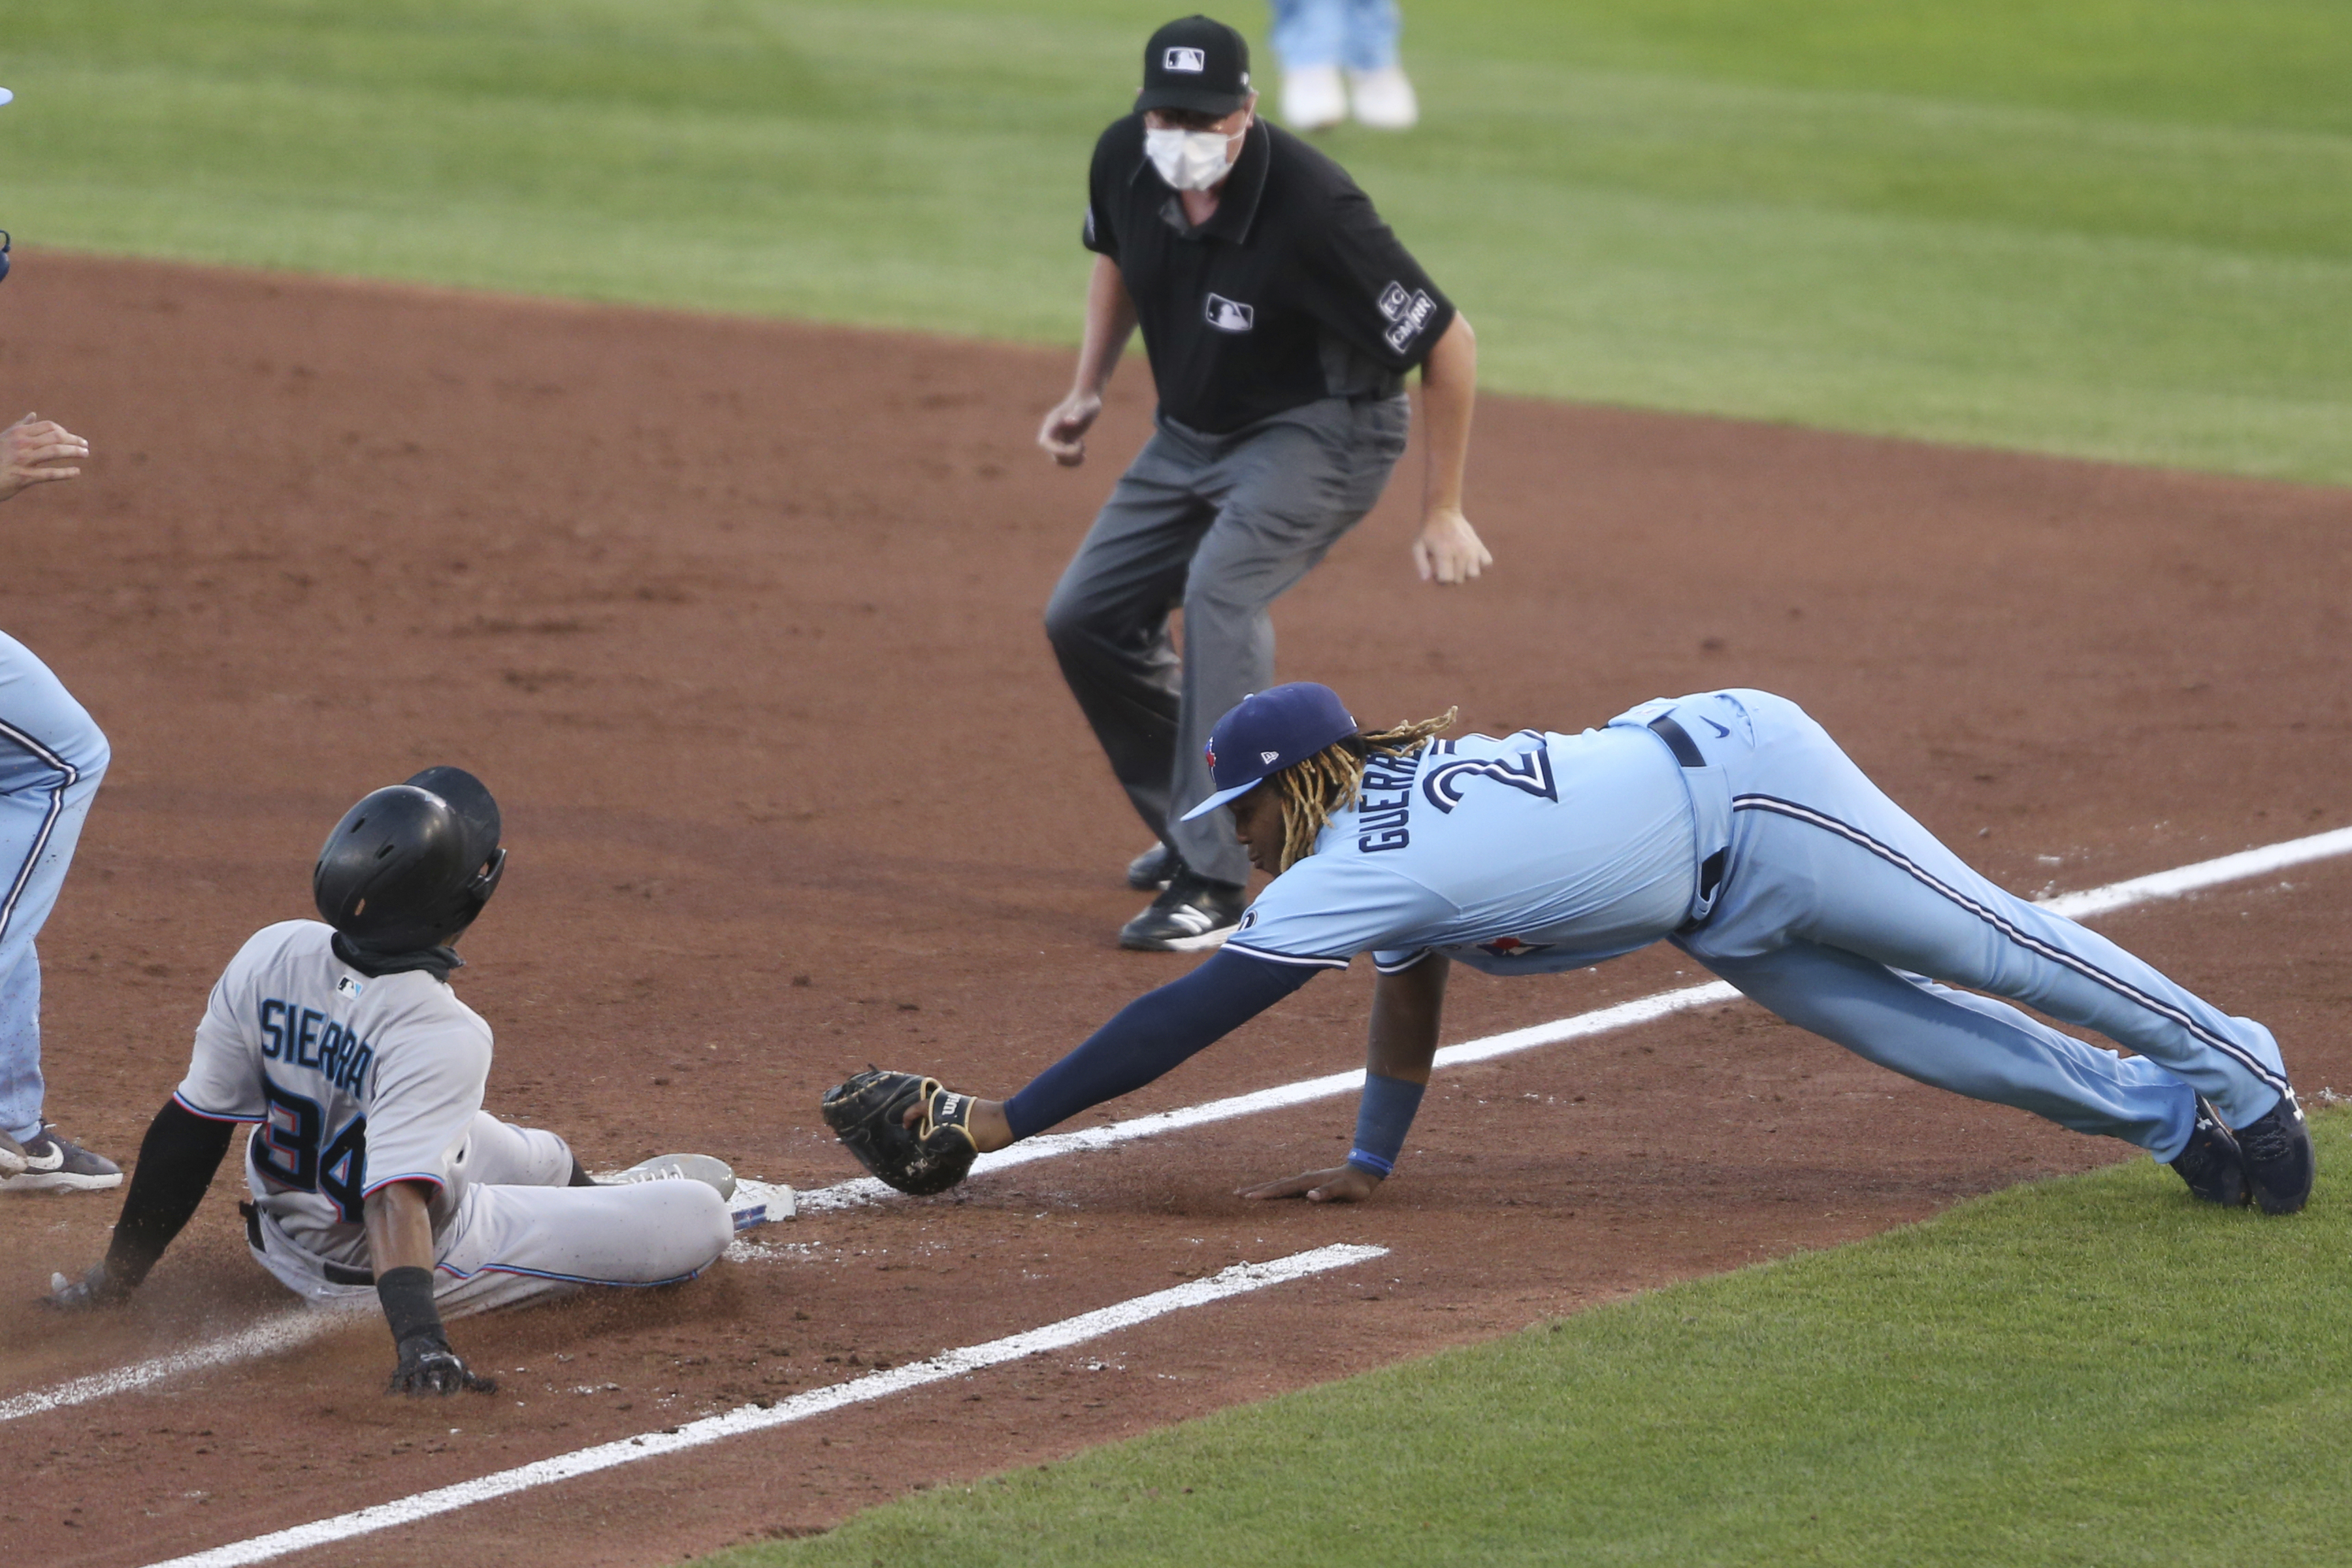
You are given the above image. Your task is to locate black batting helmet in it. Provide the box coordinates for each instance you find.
[313,766,507,953]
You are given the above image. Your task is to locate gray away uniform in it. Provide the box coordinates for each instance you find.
[174,921,732,1316]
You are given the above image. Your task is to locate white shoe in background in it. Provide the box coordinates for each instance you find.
[1348,65,1419,130]
[1281,62,1347,131]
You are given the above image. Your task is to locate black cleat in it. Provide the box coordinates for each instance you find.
[1126,841,1177,890]
[1119,870,1246,952]
[2170,1096,2247,1207]
[2234,1090,2314,1215]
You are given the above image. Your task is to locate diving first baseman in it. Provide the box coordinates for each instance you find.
[48,768,747,1396]
[828,685,2312,1216]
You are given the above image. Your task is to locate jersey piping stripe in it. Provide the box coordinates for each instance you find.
[1222,940,1350,970]
[171,1091,265,1124]
[359,1170,449,1198]
[1371,948,1435,974]
[0,715,82,947]
[1730,792,2291,1096]
[433,1260,713,1289]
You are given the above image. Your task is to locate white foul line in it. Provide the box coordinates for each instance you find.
[797,822,2352,1213]
[137,1243,1387,1568]
[11,822,2348,1413]
[0,1309,351,1425]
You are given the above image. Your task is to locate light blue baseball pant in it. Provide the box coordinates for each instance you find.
[1663,689,2285,1164]
[1269,0,1402,71]
[0,630,109,1145]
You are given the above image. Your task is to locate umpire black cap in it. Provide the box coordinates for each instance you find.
[1137,16,1252,117]
[314,766,507,954]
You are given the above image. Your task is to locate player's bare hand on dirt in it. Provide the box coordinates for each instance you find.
[0,412,89,502]
[1037,390,1103,468]
[1237,1164,1382,1204]
[1412,507,1490,585]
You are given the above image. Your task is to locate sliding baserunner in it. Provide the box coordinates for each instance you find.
[826,684,2312,1214]
[46,768,744,1396]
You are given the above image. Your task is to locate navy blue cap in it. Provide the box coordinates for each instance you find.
[1180,683,1357,821]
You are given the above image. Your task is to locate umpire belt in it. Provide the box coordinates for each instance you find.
[1646,713,1731,936]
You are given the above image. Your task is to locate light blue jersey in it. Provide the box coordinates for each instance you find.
[1226,687,2293,1166]
[1226,721,1701,977]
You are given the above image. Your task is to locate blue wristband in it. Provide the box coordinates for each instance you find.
[1347,1072,1425,1179]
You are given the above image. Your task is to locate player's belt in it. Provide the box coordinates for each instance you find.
[1648,715,1729,930]
[242,1200,376,1286]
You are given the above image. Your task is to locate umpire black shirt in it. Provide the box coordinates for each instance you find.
[1084,112,1455,435]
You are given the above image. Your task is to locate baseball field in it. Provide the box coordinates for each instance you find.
[1,3,2347,1565]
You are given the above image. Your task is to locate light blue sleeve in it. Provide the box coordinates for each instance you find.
[1223,855,1457,968]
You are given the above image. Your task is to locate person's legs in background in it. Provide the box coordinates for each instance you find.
[0,631,116,1192]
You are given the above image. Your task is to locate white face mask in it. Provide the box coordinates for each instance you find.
[1145,123,1243,191]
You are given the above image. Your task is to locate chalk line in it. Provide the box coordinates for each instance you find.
[139,1243,1387,1568]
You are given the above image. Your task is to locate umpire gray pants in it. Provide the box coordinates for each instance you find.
[1045,393,1409,887]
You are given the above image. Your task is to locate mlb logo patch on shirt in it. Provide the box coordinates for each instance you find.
[1164,46,1206,73]
[1205,293,1255,333]
[336,974,365,999]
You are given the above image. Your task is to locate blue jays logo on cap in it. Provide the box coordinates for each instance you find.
[1181,683,1356,821]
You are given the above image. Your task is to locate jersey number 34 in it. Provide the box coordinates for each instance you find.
[257,1076,369,1222]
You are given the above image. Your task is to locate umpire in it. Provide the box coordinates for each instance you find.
[1040,14,1486,953]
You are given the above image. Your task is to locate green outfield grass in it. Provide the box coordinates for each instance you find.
[4,2,2349,481]
[700,1109,2351,1567]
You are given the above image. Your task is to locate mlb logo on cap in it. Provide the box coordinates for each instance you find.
[1181,683,1358,820]
[1137,16,1252,117]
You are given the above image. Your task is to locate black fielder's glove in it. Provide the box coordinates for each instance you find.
[821,1069,979,1196]
[388,1333,499,1397]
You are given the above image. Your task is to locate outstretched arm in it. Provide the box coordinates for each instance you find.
[48,1100,233,1307]
[951,948,1322,1153]
[1241,951,1450,1202]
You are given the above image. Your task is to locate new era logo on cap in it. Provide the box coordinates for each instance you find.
[1181,683,1359,822]
[1164,46,1206,72]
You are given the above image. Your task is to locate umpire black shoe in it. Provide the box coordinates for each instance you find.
[2234,1090,2314,1215]
[1119,869,1246,952]
[1126,841,1177,890]
[2169,1096,2247,1207]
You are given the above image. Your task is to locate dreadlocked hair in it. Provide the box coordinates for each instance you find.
[1269,708,1458,873]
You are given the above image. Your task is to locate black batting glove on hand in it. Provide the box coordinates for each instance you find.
[387,1331,498,1397]
[45,1261,129,1311]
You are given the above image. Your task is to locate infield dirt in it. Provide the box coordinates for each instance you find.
[1,254,2347,1567]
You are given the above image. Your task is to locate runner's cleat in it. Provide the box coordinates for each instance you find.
[610,1152,737,1201]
